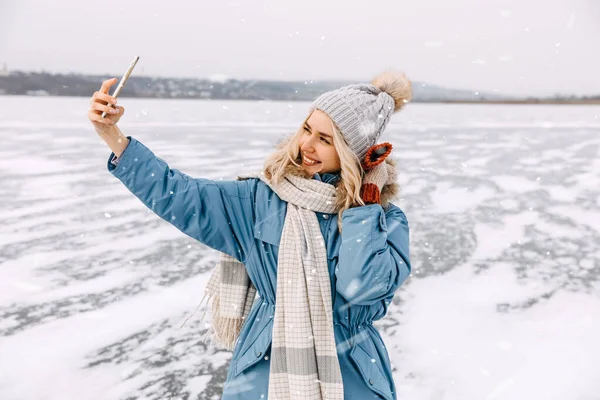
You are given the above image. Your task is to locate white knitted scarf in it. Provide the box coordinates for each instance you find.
[199,174,344,400]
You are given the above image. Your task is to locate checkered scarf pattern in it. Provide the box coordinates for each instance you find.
[201,174,344,399]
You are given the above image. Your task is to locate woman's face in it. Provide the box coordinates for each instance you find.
[298,110,341,175]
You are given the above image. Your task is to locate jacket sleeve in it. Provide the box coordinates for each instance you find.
[336,203,410,305]
[107,137,255,263]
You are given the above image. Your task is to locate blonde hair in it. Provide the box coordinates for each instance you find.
[262,113,365,229]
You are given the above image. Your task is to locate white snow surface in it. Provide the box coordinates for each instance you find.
[0,96,599,400]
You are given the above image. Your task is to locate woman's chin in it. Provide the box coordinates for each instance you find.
[302,163,321,174]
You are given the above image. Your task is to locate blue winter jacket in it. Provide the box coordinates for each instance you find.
[108,137,411,400]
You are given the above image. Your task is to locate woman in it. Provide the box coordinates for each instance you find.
[88,71,412,400]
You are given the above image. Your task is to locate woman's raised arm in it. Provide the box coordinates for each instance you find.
[88,79,255,262]
[107,137,255,263]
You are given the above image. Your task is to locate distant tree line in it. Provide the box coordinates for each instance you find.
[1,71,598,104]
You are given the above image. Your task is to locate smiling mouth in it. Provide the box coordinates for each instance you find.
[302,154,321,166]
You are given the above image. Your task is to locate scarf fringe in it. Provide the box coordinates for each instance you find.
[201,289,244,351]
[180,287,244,351]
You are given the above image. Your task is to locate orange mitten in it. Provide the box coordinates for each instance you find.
[359,143,396,205]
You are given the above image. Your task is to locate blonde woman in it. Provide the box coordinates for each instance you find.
[88,71,412,400]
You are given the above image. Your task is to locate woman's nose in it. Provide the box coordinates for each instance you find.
[301,135,316,151]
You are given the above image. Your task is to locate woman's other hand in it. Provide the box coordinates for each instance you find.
[87,78,125,136]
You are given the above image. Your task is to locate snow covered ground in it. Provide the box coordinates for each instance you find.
[1,96,599,399]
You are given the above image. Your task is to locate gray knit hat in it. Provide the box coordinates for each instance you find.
[308,71,412,161]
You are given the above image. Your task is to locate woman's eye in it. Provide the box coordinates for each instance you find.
[320,137,330,144]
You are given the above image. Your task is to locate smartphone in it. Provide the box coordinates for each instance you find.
[101,56,140,118]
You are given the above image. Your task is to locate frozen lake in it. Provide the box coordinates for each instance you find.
[0,95,599,399]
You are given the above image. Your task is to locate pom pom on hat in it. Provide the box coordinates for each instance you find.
[371,71,412,112]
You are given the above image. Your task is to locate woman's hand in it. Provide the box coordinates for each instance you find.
[87,78,126,136]
[359,142,396,205]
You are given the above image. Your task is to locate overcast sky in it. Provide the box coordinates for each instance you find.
[1,0,599,96]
